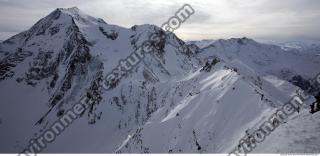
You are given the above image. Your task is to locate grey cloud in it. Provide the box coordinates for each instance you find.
[186,10,211,24]
[258,0,320,13]
[0,24,24,33]
[0,0,319,41]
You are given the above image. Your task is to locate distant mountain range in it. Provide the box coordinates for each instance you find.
[0,7,319,153]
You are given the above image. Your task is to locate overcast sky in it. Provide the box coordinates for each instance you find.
[0,0,320,41]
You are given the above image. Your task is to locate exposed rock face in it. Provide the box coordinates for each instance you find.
[0,7,319,154]
[290,75,320,96]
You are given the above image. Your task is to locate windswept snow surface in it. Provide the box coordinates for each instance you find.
[198,38,320,79]
[254,111,320,153]
[0,7,319,154]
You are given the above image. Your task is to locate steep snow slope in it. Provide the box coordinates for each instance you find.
[0,7,195,153]
[0,8,318,154]
[198,38,320,96]
[116,61,293,153]
[254,110,320,153]
[198,38,320,79]
[114,50,316,153]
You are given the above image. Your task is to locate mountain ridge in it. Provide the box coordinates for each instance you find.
[0,7,319,154]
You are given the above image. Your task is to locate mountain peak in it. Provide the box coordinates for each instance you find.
[55,7,104,25]
[58,7,80,15]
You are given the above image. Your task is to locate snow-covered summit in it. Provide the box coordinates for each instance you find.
[58,6,80,14]
[0,7,197,153]
[0,8,319,154]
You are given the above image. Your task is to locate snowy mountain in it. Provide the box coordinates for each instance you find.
[187,39,216,49]
[0,7,319,154]
[198,38,320,96]
[262,40,320,53]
